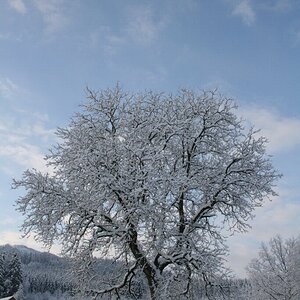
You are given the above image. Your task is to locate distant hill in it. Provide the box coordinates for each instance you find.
[0,244,252,299]
[0,244,75,300]
[14,245,46,255]
[0,244,134,299]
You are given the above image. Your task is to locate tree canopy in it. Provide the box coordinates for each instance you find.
[14,86,280,299]
[248,235,300,300]
[0,248,22,298]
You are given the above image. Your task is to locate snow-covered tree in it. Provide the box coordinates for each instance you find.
[247,235,300,300]
[3,251,23,297]
[0,248,23,297]
[13,86,280,299]
[14,283,25,300]
[0,253,5,296]
[8,252,23,295]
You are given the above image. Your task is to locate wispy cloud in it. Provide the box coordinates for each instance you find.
[290,27,300,46]
[0,77,19,98]
[32,0,68,34]
[227,105,300,277]
[240,106,300,153]
[227,238,257,277]
[88,27,126,56]
[227,0,298,26]
[262,0,296,12]
[0,230,61,254]
[89,5,167,55]
[0,217,17,226]
[0,144,48,174]
[232,0,255,26]
[227,186,300,277]
[126,5,167,45]
[7,0,27,15]
[0,108,55,175]
[0,77,55,176]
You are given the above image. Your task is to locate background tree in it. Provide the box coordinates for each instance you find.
[247,235,300,300]
[3,251,23,297]
[0,248,23,297]
[13,86,280,299]
[0,253,4,296]
[7,252,23,295]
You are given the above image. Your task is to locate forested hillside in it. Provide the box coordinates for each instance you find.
[0,244,74,299]
[0,244,252,299]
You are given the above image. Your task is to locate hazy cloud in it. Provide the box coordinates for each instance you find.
[0,217,16,226]
[0,144,47,174]
[227,187,300,277]
[227,105,300,276]
[32,0,68,34]
[248,186,300,241]
[227,0,298,26]
[89,5,167,55]
[126,5,167,45]
[240,106,300,153]
[291,28,300,46]
[227,237,257,277]
[0,109,55,175]
[8,0,27,14]
[232,0,255,25]
[262,0,296,12]
[88,27,126,56]
[0,77,19,98]
[0,230,61,254]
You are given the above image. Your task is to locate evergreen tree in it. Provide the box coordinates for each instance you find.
[14,283,24,300]
[0,253,5,297]
[8,252,23,295]
[2,251,23,296]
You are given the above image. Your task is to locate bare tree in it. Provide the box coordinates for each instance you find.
[247,235,300,300]
[13,86,280,299]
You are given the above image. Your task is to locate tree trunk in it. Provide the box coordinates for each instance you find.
[143,263,158,300]
[128,226,158,299]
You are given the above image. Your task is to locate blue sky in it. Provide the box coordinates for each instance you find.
[1,0,300,277]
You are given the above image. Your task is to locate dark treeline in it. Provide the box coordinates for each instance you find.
[0,244,22,297]
[0,244,252,299]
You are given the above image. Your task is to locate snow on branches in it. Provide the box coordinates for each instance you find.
[13,86,280,299]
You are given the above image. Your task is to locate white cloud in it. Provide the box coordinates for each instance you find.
[262,0,295,12]
[104,33,126,54]
[0,230,61,254]
[202,78,234,95]
[0,77,55,176]
[227,0,297,25]
[32,0,68,34]
[88,5,167,54]
[126,5,167,45]
[0,33,10,40]
[0,109,55,175]
[8,0,27,14]
[0,217,16,226]
[240,106,300,153]
[226,105,300,277]
[89,27,126,56]
[227,237,257,277]
[232,0,255,25]
[291,27,300,46]
[248,192,300,241]
[227,184,300,277]
[0,144,48,173]
[0,77,19,98]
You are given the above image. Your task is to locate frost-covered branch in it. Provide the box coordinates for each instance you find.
[13,86,281,299]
